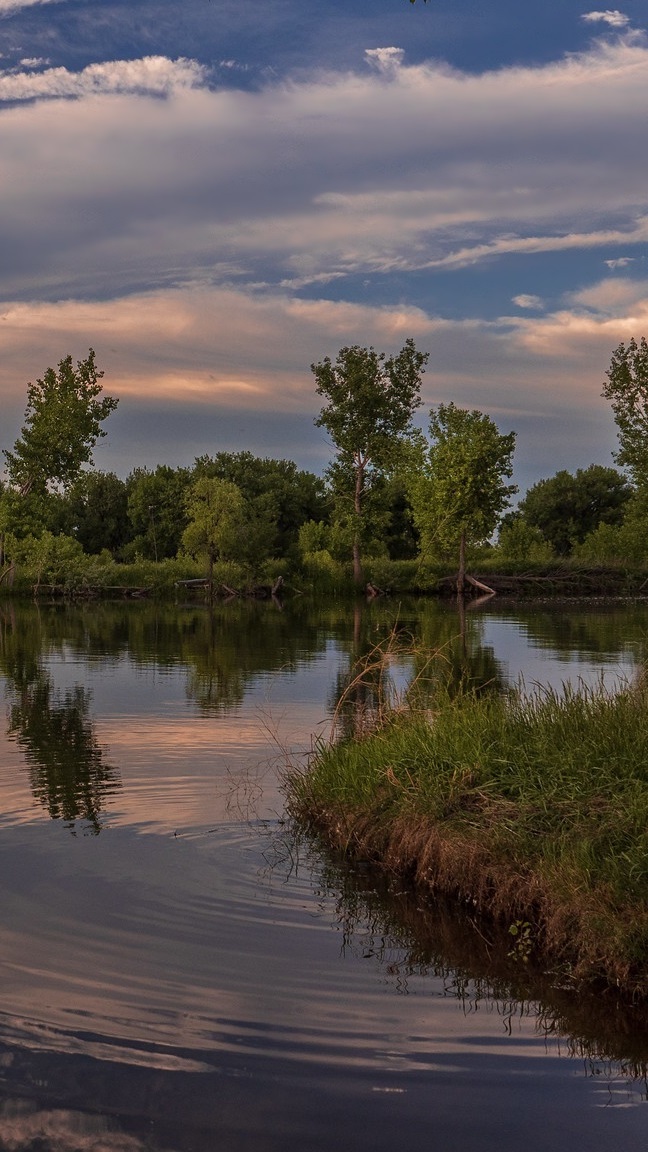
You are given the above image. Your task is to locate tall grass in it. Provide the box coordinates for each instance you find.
[286,651,648,996]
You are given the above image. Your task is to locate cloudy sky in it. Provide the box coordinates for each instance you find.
[1,0,647,494]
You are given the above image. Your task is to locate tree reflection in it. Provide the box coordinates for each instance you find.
[8,675,120,835]
[0,607,120,834]
[330,600,508,738]
[282,833,648,1083]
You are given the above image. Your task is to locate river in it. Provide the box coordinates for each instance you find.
[0,596,646,1151]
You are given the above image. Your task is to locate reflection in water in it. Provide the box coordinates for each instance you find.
[293,833,648,1085]
[0,607,120,834]
[8,675,120,834]
[0,599,647,1150]
[330,601,508,740]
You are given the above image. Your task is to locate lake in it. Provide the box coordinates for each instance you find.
[0,595,647,1151]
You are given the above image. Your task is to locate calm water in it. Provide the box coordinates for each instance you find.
[0,596,647,1152]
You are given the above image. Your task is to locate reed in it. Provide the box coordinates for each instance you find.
[286,659,648,997]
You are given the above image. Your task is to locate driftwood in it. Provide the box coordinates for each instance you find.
[365,581,384,599]
[465,574,496,596]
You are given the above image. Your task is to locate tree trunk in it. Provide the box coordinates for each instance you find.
[457,529,466,597]
[353,463,364,587]
[208,547,214,604]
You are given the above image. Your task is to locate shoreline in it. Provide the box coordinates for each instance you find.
[285,678,648,1001]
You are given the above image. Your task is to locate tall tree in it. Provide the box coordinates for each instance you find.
[313,339,428,585]
[182,477,245,586]
[4,349,118,499]
[602,336,648,488]
[409,403,516,594]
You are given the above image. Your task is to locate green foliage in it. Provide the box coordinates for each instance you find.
[516,465,632,557]
[67,470,130,557]
[193,451,329,565]
[4,350,118,500]
[496,518,555,562]
[182,477,245,578]
[573,490,648,565]
[127,465,192,561]
[313,339,428,584]
[602,337,648,488]
[408,403,516,570]
[12,531,86,588]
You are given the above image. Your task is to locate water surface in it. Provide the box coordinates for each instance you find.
[0,598,647,1151]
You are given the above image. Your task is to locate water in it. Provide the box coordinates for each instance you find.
[0,597,647,1151]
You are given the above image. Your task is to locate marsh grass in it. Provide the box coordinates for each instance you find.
[286,642,648,997]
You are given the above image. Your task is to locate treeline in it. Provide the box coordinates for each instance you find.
[1,337,648,594]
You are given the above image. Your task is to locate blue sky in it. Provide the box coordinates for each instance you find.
[1,1,647,495]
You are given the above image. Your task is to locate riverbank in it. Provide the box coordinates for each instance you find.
[285,674,648,999]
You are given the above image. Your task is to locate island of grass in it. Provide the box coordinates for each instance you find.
[286,673,648,999]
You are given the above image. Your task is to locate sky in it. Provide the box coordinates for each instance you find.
[0,1,647,497]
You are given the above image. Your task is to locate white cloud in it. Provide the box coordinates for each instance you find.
[0,56,206,101]
[582,10,631,28]
[604,256,635,268]
[365,47,405,74]
[512,294,544,309]
[19,58,49,69]
[0,0,67,11]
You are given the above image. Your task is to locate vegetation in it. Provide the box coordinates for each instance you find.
[506,465,632,557]
[602,336,648,488]
[285,650,648,998]
[313,340,428,586]
[407,403,516,592]
[3,336,648,595]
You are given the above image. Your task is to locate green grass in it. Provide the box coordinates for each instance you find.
[286,671,648,996]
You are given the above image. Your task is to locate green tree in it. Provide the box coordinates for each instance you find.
[182,477,245,585]
[67,471,130,557]
[313,339,428,586]
[515,465,632,557]
[602,337,648,488]
[193,452,329,565]
[126,465,192,561]
[4,349,118,499]
[409,403,516,594]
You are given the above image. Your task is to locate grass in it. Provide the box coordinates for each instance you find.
[285,650,648,998]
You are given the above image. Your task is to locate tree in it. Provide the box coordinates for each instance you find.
[127,465,192,561]
[67,471,130,557]
[313,339,428,585]
[408,403,516,594]
[181,477,245,586]
[515,465,632,557]
[4,349,118,499]
[602,337,648,488]
[193,452,329,564]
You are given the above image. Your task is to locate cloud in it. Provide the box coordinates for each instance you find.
[0,35,644,306]
[0,56,206,101]
[365,47,405,74]
[604,256,635,268]
[0,0,67,11]
[582,10,631,28]
[0,38,647,490]
[512,295,544,309]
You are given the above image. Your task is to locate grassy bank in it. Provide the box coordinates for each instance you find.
[286,672,648,998]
